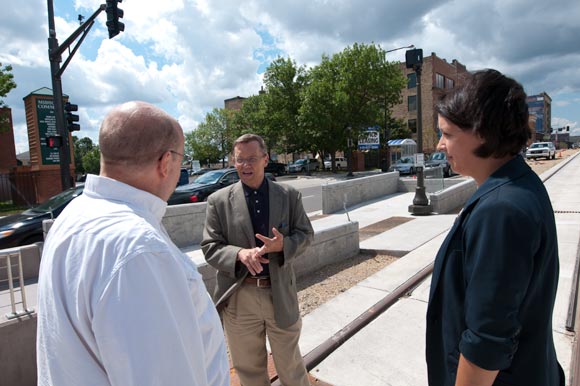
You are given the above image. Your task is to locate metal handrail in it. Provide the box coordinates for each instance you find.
[0,249,34,320]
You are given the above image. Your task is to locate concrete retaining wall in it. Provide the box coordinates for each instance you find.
[0,316,37,386]
[429,178,477,214]
[321,172,399,214]
[162,202,207,248]
[191,221,360,295]
[397,177,469,194]
[0,243,42,282]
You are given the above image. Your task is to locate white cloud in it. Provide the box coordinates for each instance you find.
[2,0,580,155]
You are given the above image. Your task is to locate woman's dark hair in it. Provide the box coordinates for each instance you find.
[436,69,531,158]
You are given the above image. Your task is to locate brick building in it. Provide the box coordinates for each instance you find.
[526,92,552,139]
[391,52,469,153]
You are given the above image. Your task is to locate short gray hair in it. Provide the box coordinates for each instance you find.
[233,133,267,154]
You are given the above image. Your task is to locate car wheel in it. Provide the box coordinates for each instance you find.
[552,153,556,160]
[444,167,450,178]
[301,167,305,172]
[410,167,415,175]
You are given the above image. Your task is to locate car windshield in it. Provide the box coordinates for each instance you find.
[191,170,224,185]
[430,152,445,160]
[27,186,83,214]
[531,143,548,148]
[398,157,413,164]
[295,159,306,165]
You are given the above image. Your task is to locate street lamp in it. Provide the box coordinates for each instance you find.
[406,48,432,216]
[386,44,414,53]
[381,44,415,172]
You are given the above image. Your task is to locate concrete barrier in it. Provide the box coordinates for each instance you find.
[184,221,360,295]
[162,202,207,248]
[322,172,399,214]
[0,243,42,282]
[0,316,37,386]
[397,176,469,194]
[429,178,477,214]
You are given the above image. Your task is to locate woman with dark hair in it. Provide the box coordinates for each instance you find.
[426,69,564,386]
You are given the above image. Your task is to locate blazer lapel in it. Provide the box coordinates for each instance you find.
[232,182,256,247]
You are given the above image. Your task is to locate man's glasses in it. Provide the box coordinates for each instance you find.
[159,150,185,161]
[235,155,265,165]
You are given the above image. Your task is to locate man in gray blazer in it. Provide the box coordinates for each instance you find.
[202,134,313,386]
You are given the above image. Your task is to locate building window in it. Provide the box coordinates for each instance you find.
[408,119,417,134]
[407,73,417,88]
[408,95,417,112]
[446,78,454,89]
[435,73,445,88]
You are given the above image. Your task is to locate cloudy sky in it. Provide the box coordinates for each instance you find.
[1,0,579,154]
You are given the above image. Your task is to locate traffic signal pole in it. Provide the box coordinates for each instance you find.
[47,1,106,190]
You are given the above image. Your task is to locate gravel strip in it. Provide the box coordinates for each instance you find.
[297,250,398,316]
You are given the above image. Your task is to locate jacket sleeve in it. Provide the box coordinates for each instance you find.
[201,194,244,279]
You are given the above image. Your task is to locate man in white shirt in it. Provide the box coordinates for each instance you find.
[36,101,229,386]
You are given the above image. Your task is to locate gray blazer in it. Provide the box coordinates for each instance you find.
[201,179,314,328]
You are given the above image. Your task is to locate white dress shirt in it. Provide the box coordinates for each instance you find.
[37,175,229,386]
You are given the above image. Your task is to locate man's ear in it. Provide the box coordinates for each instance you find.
[157,151,171,178]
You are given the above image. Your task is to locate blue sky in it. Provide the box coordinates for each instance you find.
[1,0,579,154]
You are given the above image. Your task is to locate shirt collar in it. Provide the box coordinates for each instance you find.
[242,178,269,198]
[465,155,531,207]
[84,174,168,221]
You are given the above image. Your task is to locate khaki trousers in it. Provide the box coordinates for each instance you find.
[223,283,310,386]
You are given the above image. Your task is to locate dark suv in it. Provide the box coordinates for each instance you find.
[264,161,287,176]
[425,152,452,177]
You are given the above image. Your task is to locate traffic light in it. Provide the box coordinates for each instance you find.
[47,136,63,148]
[106,0,124,39]
[65,102,80,132]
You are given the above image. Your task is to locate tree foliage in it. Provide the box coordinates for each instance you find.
[186,108,236,167]
[299,43,406,169]
[72,136,100,176]
[0,63,17,133]
[189,43,407,168]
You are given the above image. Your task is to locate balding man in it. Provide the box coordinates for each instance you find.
[37,102,229,386]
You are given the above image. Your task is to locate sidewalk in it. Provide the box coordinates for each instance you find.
[300,152,580,386]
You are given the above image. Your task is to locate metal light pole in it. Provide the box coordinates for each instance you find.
[382,45,415,172]
[48,0,105,190]
[406,48,432,215]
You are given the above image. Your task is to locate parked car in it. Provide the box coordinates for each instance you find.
[178,168,189,186]
[190,167,212,177]
[168,169,276,205]
[425,152,453,177]
[526,142,556,160]
[264,160,287,176]
[324,157,347,170]
[0,184,84,249]
[288,159,320,173]
[389,156,417,175]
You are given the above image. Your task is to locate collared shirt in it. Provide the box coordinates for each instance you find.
[37,174,229,386]
[242,178,270,277]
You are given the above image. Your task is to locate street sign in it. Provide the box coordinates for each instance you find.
[36,98,61,165]
[358,129,380,150]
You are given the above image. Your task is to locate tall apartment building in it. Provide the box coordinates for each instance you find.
[526,92,552,139]
[391,52,469,153]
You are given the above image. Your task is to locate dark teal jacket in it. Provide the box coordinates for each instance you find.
[426,156,564,386]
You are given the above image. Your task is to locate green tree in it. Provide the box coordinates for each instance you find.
[72,136,95,175]
[262,57,308,155]
[82,147,101,175]
[0,63,17,133]
[186,108,236,167]
[299,43,406,170]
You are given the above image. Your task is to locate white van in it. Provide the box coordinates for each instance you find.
[324,157,347,170]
